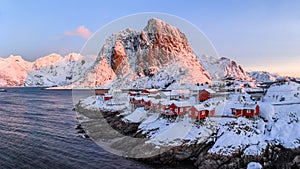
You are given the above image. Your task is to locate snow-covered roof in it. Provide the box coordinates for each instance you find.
[149,98,160,104]
[148,89,158,92]
[148,93,159,97]
[203,88,216,94]
[172,101,191,107]
[244,88,264,93]
[160,100,175,106]
[134,97,146,101]
[161,91,179,97]
[143,97,152,102]
[189,85,206,91]
[128,91,138,94]
[193,104,214,111]
[173,89,190,95]
[232,103,258,110]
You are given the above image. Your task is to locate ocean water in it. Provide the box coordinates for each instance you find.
[0,88,168,169]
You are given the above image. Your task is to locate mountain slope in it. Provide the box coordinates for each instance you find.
[77,18,211,89]
[0,55,33,86]
[24,53,90,87]
[199,55,253,81]
[249,71,280,82]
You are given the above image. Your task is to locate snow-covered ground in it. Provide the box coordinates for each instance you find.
[79,81,300,157]
[263,81,300,104]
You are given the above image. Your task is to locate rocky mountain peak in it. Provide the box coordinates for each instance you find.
[33,53,63,69]
[93,18,211,89]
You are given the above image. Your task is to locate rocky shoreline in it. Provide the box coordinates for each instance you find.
[75,103,300,169]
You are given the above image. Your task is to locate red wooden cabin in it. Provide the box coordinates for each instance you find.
[199,89,216,101]
[131,97,144,106]
[104,95,113,101]
[149,99,160,111]
[189,105,215,119]
[128,91,138,96]
[95,89,109,95]
[141,89,159,95]
[143,98,152,109]
[231,104,260,117]
[169,101,191,115]
[158,101,173,115]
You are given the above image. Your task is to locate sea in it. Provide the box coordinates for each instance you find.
[0,88,185,169]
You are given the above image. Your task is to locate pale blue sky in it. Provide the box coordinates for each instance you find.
[1,0,300,76]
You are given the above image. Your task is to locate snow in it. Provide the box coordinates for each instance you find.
[208,102,300,156]
[124,108,148,123]
[247,162,262,169]
[173,101,191,107]
[24,53,93,87]
[199,55,253,81]
[79,82,300,157]
[0,53,94,87]
[264,82,300,104]
[249,71,279,82]
[203,88,216,94]
[0,55,32,86]
[142,115,214,146]
[145,116,193,145]
[258,102,274,121]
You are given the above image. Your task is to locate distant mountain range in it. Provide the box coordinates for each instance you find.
[0,18,293,88]
[0,53,92,87]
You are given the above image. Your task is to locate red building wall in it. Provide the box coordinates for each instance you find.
[199,90,211,101]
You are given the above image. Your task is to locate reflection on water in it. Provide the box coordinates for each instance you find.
[0,88,160,169]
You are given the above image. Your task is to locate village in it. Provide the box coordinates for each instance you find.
[98,79,271,123]
[93,75,300,124]
[76,76,300,164]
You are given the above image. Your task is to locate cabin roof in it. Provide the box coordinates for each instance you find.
[150,99,160,104]
[232,103,258,110]
[172,101,191,107]
[193,104,215,111]
[202,88,216,94]
[134,97,146,101]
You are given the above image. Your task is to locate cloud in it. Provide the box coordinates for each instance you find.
[64,25,92,39]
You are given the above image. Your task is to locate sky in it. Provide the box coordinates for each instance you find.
[1,0,300,77]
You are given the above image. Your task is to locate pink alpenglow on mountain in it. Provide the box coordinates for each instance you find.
[91,18,211,89]
[0,55,32,86]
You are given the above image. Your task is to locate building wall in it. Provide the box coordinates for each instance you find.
[199,90,211,101]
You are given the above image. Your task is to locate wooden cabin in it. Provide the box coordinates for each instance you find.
[189,105,215,119]
[149,99,160,111]
[95,89,109,95]
[161,91,180,100]
[158,101,173,115]
[169,101,191,115]
[141,89,159,95]
[199,89,216,101]
[231,104,260,117]
[104,94,113,101]
[143,98,152,109]
[131,97,144,107]
[128,91,138,96]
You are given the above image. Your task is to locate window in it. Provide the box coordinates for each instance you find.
[247,109,251,113]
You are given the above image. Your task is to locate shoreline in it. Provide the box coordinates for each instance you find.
[75,101,300,169]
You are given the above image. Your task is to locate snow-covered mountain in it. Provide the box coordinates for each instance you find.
[0,53,91,87]
[0,55,33,86]
[24,53,91,87]
[249,71,280,82]
[74,18,211,89]
[199,55,253,81]
[1,18,293,88]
